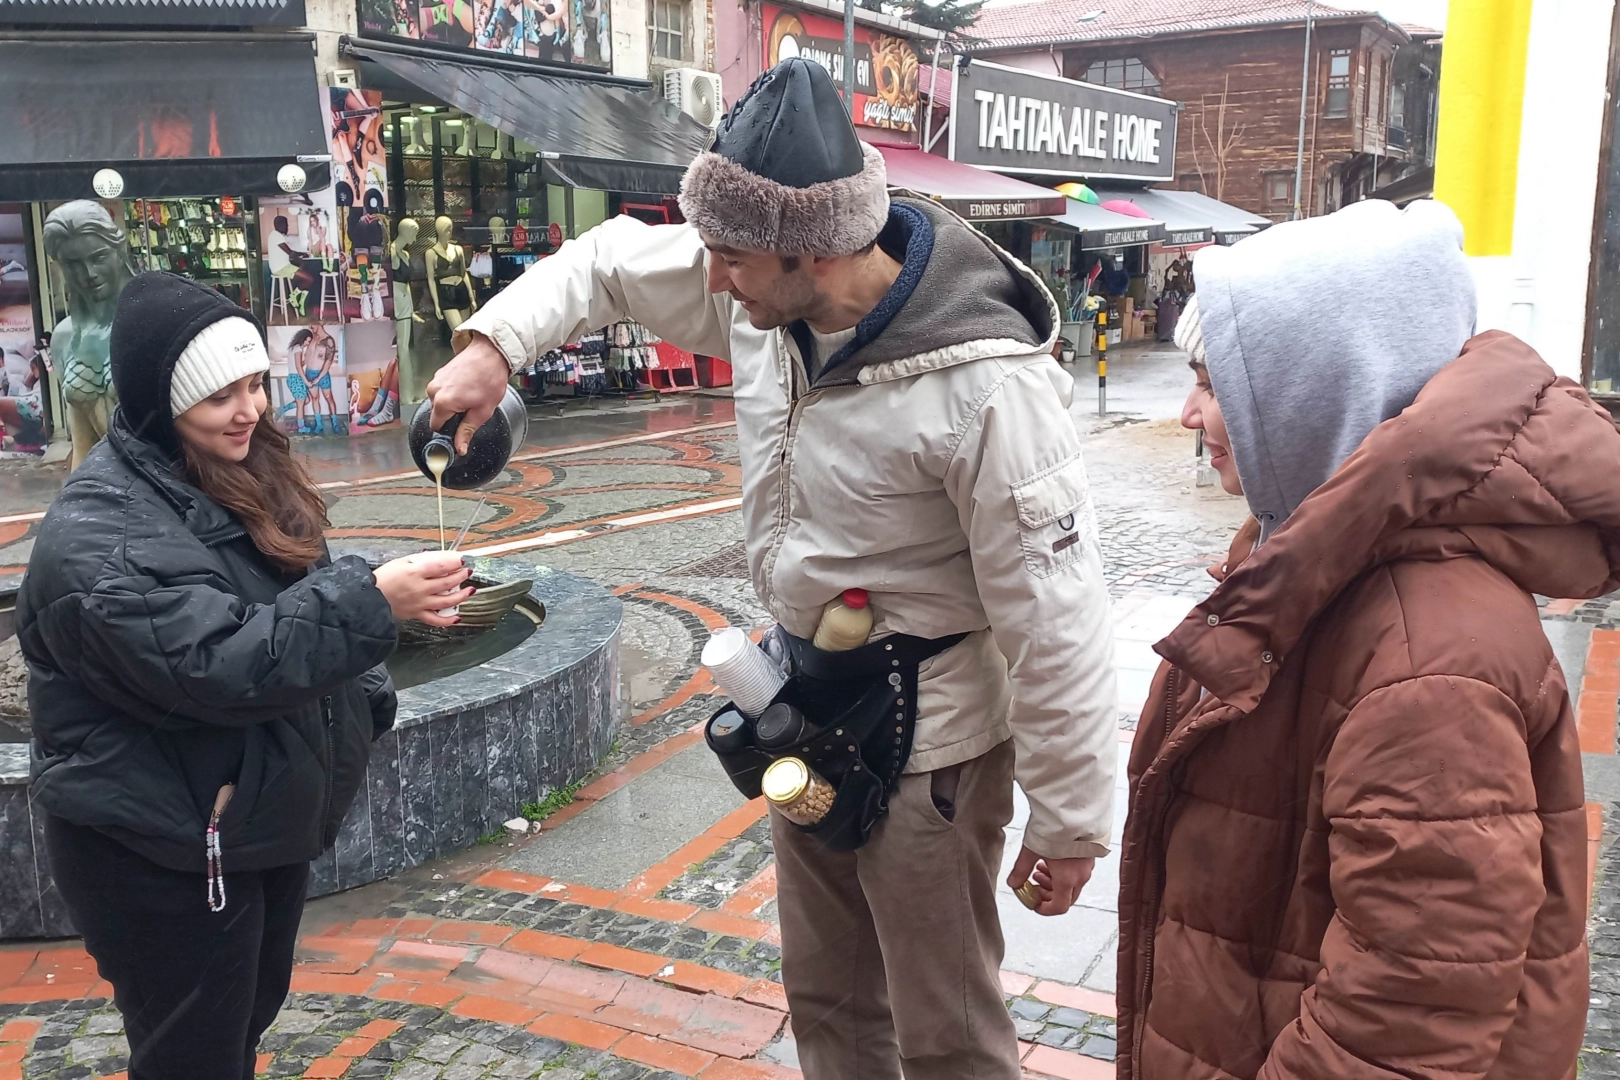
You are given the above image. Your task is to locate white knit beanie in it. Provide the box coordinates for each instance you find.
[1173,293,1207,366]
[170,317,271,417]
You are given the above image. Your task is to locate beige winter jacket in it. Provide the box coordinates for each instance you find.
[458,198,1117,859]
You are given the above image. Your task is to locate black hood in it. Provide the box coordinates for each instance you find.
[110,271,261,454]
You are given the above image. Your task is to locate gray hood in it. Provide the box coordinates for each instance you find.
[1191,199,1476,541]
[812,198,1053,387]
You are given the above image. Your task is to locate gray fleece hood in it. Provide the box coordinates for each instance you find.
[807,198,1054,388]
[1185,198,1476,541]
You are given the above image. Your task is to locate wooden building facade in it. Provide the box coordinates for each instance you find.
[967,4,1441,221]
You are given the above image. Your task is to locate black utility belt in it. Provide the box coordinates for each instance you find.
[705,629,966,851]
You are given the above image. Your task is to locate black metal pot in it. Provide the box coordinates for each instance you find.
[407,386,529,490]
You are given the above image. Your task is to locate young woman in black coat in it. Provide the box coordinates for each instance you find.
[17,273,474,1079]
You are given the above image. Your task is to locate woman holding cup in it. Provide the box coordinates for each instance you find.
[16,273,472,1079]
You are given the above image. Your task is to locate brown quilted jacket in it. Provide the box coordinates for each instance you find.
[1117,332,1612,1079]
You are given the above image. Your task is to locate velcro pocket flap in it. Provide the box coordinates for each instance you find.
[1011,455,1089,529]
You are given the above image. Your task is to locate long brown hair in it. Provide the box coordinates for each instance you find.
[182,411,329,573]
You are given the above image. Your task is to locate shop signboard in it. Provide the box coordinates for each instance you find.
[949,60,1178,182]
[359,0,609,69]
[1,0,304,26]
[762,4,920,133]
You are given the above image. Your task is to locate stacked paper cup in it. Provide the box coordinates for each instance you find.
[702,627,788,717]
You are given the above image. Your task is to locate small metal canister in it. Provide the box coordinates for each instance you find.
[761,756,835,826]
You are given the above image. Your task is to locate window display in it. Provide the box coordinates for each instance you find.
[126,197,253,309]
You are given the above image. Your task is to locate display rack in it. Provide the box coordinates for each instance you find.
[126,197,253,308]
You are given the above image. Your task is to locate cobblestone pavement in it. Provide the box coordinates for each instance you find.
[4,348,1616,1079]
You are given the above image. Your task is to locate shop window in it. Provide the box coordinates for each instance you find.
[1082,57,1160,94]
[649,0,685,62]
[1264,171,1294,209]
[1325,49,1352,119]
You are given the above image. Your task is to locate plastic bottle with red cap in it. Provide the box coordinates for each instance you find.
[812,588,874,652]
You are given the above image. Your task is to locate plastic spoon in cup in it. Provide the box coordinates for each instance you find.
[448,494,489,553]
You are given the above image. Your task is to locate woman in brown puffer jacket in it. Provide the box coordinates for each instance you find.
[1118,200,1605,1079]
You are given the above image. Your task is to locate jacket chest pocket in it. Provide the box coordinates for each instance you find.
[1011,455,1093,579]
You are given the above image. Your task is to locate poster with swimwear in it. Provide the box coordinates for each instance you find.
[268,324,349,437]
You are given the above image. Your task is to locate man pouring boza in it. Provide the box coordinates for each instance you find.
[427,58,1117,1078]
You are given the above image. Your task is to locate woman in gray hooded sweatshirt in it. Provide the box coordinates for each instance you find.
[1115,199,1609,1079]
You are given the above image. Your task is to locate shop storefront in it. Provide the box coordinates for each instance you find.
[339,35,712,403]
[875,141,1075,301]
[943,59,1182,347]
[1033,198,1166,338]
[1081,185,1268,340]
[0,30,332,452]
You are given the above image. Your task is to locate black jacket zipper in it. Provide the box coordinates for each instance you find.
[201,529,248,549]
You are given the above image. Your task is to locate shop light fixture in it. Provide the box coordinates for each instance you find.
[419,105,438,113]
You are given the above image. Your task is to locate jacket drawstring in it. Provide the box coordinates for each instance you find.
[207,784,234,912]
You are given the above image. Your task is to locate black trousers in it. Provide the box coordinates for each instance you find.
[45,816,309,1080]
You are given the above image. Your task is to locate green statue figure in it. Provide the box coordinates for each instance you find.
[43,201,135,469]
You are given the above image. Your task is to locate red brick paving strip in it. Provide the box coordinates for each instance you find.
[1030,981,1117,1019]
[720,864,777,917]
[658,962,752,998]
[506,929,588,962]
[526,1013,623,1050]
[0,1020,39,1043]
[1579,628,1620,754]
[1022,1044,1114,1079]
[697,1060,802,1080]
[667,995,787,1059]
[452,994,541,1026]
[615,1032,718,1075]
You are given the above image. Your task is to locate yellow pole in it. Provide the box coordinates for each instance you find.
[1431,0,1534,257]
[1096,308,1108,416]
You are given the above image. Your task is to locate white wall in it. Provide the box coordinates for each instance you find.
[301,0,355,79]
[1475,0,1615,380]
[990,49,1063,77]
[612,0,652,79]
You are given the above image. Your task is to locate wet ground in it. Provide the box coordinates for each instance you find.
[1,345,1617,1080]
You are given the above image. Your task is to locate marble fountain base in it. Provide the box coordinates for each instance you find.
[0,550,622,940]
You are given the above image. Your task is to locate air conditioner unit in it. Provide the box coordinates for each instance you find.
[664,68,723,128]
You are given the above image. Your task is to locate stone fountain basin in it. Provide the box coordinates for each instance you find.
[0,545,622,940]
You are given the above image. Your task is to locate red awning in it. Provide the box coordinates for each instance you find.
[872,143,1068,221]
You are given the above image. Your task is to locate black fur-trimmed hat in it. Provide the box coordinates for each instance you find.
[678,58,889,257]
